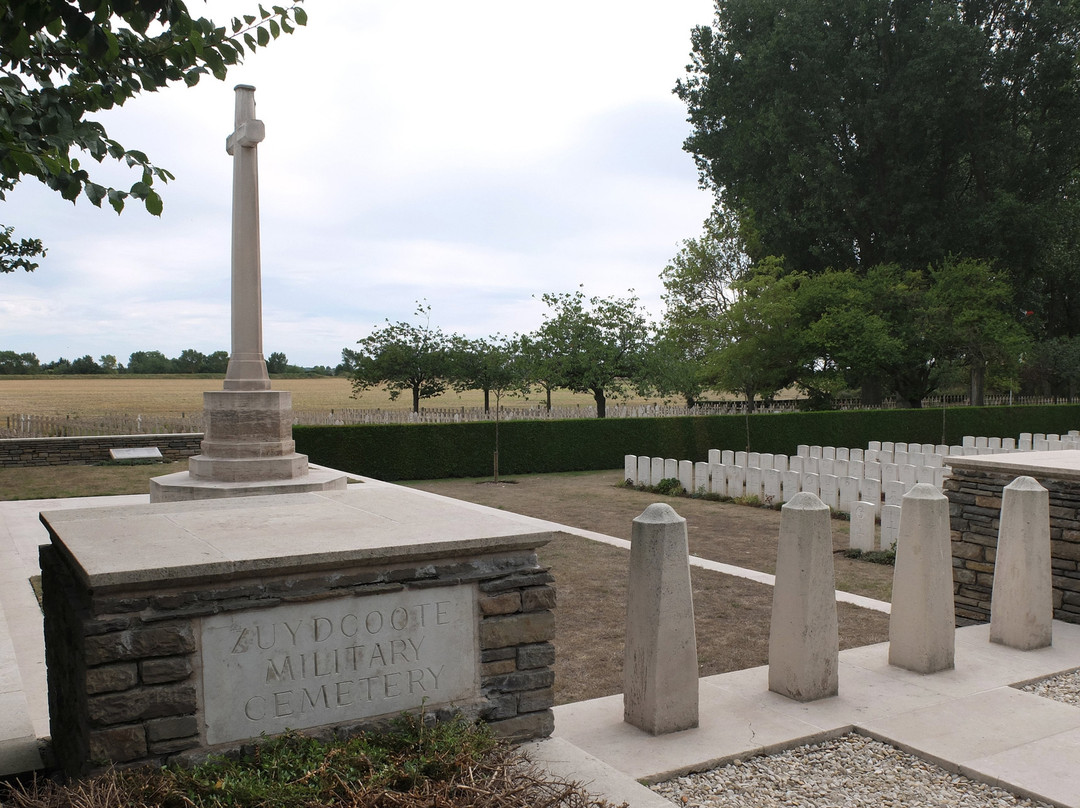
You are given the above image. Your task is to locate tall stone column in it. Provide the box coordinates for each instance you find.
[224,84,271,391]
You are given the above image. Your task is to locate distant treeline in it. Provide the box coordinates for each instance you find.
[0,349,338,376]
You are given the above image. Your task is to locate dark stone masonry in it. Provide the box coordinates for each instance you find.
[41,494,556,775]
[946,459,1080,625]
[0,434,202,467]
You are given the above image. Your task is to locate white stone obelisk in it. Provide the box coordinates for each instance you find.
[768,492,839,701]
[149,86,347,501]
[224,84,271,391]
[990,476,1053,650]
[623,503,698,734]
[889,484,955,673]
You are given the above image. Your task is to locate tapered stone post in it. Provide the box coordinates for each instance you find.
[768,492,838,701]
[623,503,698,734]
[990,476,1053,650]
[224,84,270,391]
[889,483,955,673]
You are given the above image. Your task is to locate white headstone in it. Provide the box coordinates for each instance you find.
[678,459,694,492]
[624,455,637,484]
[708,449,721,465]
[709,462,726,496]
[781,470,800,503]
[849,501,877,552]
[880,503,901,547]
[694,461,709,494]
[637,456,651,487]
[651,457,664,485]
[664,458,678,480]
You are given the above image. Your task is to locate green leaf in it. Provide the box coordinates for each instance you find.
[269,19,280,39]
[107,189,125,214]
[85,182,106,206]
[256,26,269,47]
[294,6,307,25]
[144,189,163,216]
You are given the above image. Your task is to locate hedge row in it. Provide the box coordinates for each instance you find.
[294,404,1080,482]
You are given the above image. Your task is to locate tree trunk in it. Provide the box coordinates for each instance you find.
[594,388,607,418]
[412,385,420,413]
[743,386,756,413]
[970,361,986,406]
[545,385,552,411]
[483,387,490,413]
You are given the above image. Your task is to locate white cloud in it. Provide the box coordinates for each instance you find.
[3,0,716,368]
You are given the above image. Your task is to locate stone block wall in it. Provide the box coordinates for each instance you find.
[945,466,1080,624]
[0,434,202,467]
[42,544,555,775]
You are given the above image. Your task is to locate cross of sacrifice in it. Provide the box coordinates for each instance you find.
[223,84,271,391]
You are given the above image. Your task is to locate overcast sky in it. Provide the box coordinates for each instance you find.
[2,1,717,368]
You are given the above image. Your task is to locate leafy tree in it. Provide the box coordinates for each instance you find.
[702,258,801,409]
[127,350,171,374]
[447,336,525,413]
[174,348,206,373]
[677,0,1080,332]
[99,353,117,373]
[0,0,307,268]
[266,351,289,374]
[516,333,559,411]
[69,354,102,374]
[533,288,652,418]
[926,258,1029,405]
[203,350,230,374]
[343,303,451,413]
[0,350,39,373]
[0,226,44,273]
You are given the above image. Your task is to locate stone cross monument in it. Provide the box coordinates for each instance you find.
[150,86,347,501]
[223,84,271,391]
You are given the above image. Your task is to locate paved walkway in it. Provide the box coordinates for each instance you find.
[2,488,1078,808]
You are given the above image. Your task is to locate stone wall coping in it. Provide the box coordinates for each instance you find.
[946,449,1080,482]
[41,486,552,590]
[0,433,195,446]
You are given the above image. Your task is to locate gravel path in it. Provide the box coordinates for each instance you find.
[649,670,1080,808]
[1021,668,1080,707]
[649,734,1052,808]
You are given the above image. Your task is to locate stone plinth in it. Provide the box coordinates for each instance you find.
[40,485,556,775]
[150,391,348,501]
[946,451,1080,625]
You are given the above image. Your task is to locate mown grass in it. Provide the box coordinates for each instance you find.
[0,462,185,500]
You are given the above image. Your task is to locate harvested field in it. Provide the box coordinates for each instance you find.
[0,376,669,417]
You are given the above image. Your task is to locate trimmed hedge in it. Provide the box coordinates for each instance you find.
[294,404,1080,482]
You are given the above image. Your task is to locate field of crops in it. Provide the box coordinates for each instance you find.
[0,376,663,418]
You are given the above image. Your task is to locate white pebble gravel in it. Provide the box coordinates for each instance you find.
[1020,668,1080,707]
[649,734,1053,808]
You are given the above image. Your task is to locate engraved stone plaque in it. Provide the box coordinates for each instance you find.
[200,585,477,745]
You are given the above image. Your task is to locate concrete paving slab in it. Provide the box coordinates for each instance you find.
[702,659,952,727]
[860,687,1080,770]
[961,726,1080,808]
[553,685,830,783]
[522,737,674,808]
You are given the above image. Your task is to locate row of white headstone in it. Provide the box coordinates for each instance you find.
[623,476,1052,734]
[625,430,1077,551]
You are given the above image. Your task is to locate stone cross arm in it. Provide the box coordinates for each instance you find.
[226,119,265,154]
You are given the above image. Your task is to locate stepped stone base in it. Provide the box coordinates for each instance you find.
[150,389,349,501]
[150,466,349,502]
